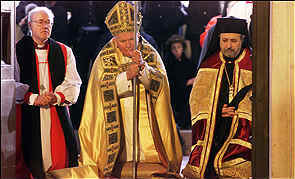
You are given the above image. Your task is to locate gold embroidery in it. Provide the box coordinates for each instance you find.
[200,64,225,177]
[103,74,116,81]
[219,49,246,104]
[237,69,252,118]
[105,1,141,36]
[182,163,201,178]
[222,157,247,168]
[98,38,163,175]
[189,68,219,124]
[192,113,209,126]
[221,160,251,178]
[230,139,252,149]
[149,71,164,104]
[238,112,252,121]
[190,140,205,153]
[100,49,121,174]
[214,115,239,176]
[187,49,251,178]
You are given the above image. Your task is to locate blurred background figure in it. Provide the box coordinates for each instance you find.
[141,1,187,57]
[65,1,117,129]
[182,1,221,67]
[43,1,71,45]
[226,1,253,46]
[17,1,70,45]
[227,1,253,30]
[16,2,37,37]
[165,34,197,129]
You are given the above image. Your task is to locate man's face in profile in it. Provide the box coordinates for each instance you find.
[220,33,243,58]
[114,32,138,57]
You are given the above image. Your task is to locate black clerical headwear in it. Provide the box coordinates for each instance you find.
[216,17,248,35]
[197,16,251,70]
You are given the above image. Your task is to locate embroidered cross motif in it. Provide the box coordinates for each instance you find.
[40,84,46,94]
[104,89,114,102]
[150,79,160,92]
[109,132,118,144]
[107,111,116,123]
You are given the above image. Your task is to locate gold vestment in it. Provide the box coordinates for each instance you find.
[48,38,182,178]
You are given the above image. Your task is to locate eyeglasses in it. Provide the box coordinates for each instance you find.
[31,20,53,26]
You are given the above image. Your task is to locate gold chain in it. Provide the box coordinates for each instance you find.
[224,65,232,86]
[224,64,234,102]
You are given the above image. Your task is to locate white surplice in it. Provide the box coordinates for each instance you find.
[27,46,82,171]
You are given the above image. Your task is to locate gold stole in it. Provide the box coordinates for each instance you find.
[99,40,166,175]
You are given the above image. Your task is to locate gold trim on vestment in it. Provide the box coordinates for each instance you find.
[100,39,165,175]
[220,158,252,178]
[236,69,252,120]
[105,1,139,36]
[214,49,250,177]
[221,160,251,178]
[230,139,252,149]
[200,63,225,177]
[197,140,205,146]
[219,49,246,104]
[186,49,252,178]
[76,37,182,178]
[192,113,209,125]
[190,68,219,124]
[214,114,239,176]
[100,43,122,175]
[182,163,201,178]
[238,112,252,121]
[222,157,247,168]
[190,140,205,153]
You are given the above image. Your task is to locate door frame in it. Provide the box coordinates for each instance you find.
[252,1,270,178]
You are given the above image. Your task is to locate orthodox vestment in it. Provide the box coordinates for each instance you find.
[182,48,252,178]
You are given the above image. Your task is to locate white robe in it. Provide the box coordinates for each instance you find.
[115,55,154,162]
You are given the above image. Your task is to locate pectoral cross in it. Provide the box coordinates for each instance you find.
[40,84,46,94]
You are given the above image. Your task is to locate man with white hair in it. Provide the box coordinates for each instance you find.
[16,6,82,178]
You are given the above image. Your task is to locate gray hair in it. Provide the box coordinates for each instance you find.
[28,6,54,23]
[27,7,54,35]
[25,3,38,15]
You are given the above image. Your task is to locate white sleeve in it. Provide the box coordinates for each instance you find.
[54,46,82,106]
[15,82,30,104]
[115,72,133,98]
[138,62,151,89]
[29,94,38,105]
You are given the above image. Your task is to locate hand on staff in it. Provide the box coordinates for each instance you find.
[131,50,143,65]
[126,50,145,80]
[34,92,57,106]
[221,104,236,117]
